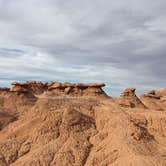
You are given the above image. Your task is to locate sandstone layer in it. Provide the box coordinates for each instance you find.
[0,82,166,166]
[10,81,107,97]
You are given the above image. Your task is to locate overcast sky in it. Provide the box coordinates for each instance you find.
[0,0,166,96]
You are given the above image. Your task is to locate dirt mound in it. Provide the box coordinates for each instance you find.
[0,82,166,166]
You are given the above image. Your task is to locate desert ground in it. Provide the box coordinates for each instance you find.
[0,81,166,166]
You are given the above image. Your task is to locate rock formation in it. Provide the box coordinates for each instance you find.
[0,81,166,166]
[10,81,107,97]
[47,82,107,97]
[140,88,166,111]
[118,88,146,108]
[11,81,48,95]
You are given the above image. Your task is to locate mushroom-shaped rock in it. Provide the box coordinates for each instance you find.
[120,88,136,97]
[118,88,146,108]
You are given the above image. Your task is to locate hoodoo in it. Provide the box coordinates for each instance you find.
[118,88,146,108]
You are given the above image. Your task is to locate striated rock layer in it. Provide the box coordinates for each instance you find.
[0,81,166,166]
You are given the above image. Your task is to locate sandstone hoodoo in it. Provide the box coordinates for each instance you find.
[118,88,146,108]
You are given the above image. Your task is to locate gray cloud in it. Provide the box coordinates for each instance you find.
[0,0,166,96]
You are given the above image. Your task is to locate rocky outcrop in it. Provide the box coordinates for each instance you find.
[47,82,107,97]
[118,88,146,108]
[0,83,38,114]
[10,81,107,97]
[140,88,166,111]
[11,81,48,95]
[0,81,107,114]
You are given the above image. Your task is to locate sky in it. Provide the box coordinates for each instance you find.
[0,0,166,96]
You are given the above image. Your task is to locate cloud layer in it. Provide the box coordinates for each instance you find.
[0,0,166,96]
